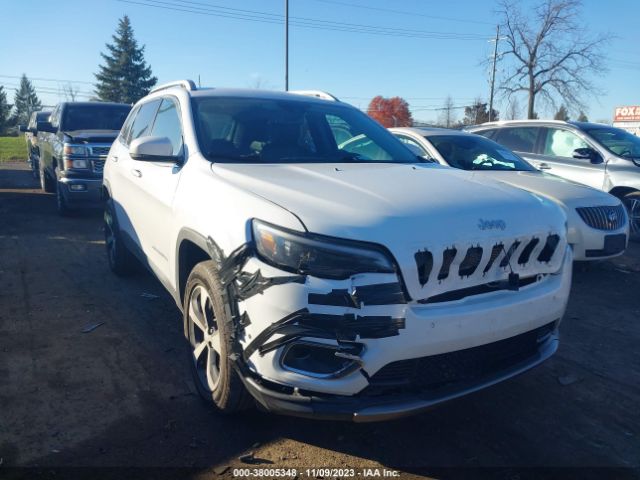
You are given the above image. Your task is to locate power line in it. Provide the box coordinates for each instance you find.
[117,0,490,41]
[0,74,94,85]
[307,0,494,26]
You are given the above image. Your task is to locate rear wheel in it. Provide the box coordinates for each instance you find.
[184,261,253,413]
[622,192,640,242]
[104,198,136,275]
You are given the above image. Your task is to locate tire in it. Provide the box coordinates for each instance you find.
[104,198,136,276]
[56,182,72,217]
[40,165,55,193]
[29,153,39,179]
[622,191,640,242]
[184,261,253,413]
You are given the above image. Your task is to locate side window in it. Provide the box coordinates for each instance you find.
[49,106,60,128]
[129,100,161,143]
[119,105,140,146]
[495,127,539,153]
[475,128,498,140]
[396,135,428,156]
[151,98,183,155]
[543,128,588,158]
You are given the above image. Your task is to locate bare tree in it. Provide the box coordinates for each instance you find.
[61,83,79,101]
[438,95,456,128]
[505,97,521,120]
[497,0,609,119]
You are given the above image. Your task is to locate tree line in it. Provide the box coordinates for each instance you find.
[0,15,156,135]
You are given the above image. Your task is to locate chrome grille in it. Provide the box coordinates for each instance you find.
[576,205,626,231]
[91,146,111,156]
[92,159,106,174]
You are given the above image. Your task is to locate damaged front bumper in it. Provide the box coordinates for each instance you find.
[207,234,572,421]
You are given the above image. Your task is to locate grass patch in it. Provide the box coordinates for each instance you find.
[0,136,27,162]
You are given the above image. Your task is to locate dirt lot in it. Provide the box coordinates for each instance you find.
[1,161,639,479]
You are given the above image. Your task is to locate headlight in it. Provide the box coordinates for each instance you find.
[252,219,396,279]
[63,145,88,156]
[64,158,89,169]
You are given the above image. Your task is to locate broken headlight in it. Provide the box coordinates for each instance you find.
[252,219,396,279]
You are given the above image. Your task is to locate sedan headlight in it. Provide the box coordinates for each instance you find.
[252,219,396,279]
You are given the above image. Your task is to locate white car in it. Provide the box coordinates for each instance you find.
[390,127,629,261]
[103,81,572,421]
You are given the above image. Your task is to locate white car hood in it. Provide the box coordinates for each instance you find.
[212,163,564,242]
[475,170,620,208]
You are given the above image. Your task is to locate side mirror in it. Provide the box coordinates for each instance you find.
[37,121,56,133]
[18,125,28,133]
[130,136,179,162]
[573,147,603,165]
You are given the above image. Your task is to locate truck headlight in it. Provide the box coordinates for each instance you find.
[252,219,396,279]
[64,158,89,169]
[63,145,88,156]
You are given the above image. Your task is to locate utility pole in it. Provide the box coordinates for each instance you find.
[488,25,500,122]
[285,0,289,91]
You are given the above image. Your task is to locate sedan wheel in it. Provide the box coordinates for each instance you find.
[623,192,640,242]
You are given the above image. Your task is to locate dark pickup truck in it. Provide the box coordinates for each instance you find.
[19,110,51,179]
[37,102,131,215]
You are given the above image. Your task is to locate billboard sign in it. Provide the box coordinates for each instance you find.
[614,106,640,122]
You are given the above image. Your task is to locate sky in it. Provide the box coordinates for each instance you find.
[1,0,638,123]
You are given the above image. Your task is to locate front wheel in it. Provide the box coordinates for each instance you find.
[56,182,72,216]
[184,261,253,413]
[623,192,640,242]
[39,165,55,193]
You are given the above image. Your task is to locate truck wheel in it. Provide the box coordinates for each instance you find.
[104,198,136,276]
[184,261,253,413]
[39,165,55,193]
[30,154,39,179]
[56,182,72,216]
[623,191,640,242]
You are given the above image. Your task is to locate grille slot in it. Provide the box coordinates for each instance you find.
[518,238,539,265]
[458,246,483,277]
[538,234,560,263]
[499,241,521,268]
[483,244,503,274]
[414,250,433,286]
[437,248,457,281]
[91,146,111,156]
[92,159,106,174]
[576,205,626,231]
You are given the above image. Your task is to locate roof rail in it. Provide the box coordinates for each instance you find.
[289,90,339,102]
[150,79,197,94]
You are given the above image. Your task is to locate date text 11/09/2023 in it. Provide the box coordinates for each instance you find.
[232,468,401,478]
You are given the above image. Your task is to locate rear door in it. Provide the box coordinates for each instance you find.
[537,127,606,190]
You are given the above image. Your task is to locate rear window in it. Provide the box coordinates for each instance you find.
[61,104,131,131]
[496,127,540,153]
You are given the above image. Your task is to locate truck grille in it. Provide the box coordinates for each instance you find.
[92,159,106,174]
[576,205,626,231]
[362,322,555,396]
[91,146,111,156]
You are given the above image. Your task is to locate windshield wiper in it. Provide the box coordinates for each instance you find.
[206,152,261,162]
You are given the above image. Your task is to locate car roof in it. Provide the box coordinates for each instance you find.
[392,126,473,137]
[467,119,612,131]
[60,101,131,108]
[189,87,348,107]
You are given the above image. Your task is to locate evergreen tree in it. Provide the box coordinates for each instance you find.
[95,15,157,103]
[577,111,589,122]
[0,86,11,135]
[554,105,570,121]
[13,74,42,126]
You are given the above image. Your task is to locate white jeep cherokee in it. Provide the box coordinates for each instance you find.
[103,80,572,421]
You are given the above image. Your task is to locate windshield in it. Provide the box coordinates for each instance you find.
[585,126,640,159]
[61,104,131,131]
[428,134,535,171]
[192,97,417,164]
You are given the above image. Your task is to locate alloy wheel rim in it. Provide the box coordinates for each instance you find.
[627,198,640,234]
[104,210,117,265]
[188,284,221,392]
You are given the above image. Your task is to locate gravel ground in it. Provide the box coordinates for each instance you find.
[1,161,638,479]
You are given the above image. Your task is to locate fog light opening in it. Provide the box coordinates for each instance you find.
[280,341,363,378]
[69,184,87,192]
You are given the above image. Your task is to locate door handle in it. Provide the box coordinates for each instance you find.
[538,163,551,170]
[131,169,142,178]
[111,155,118,163]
